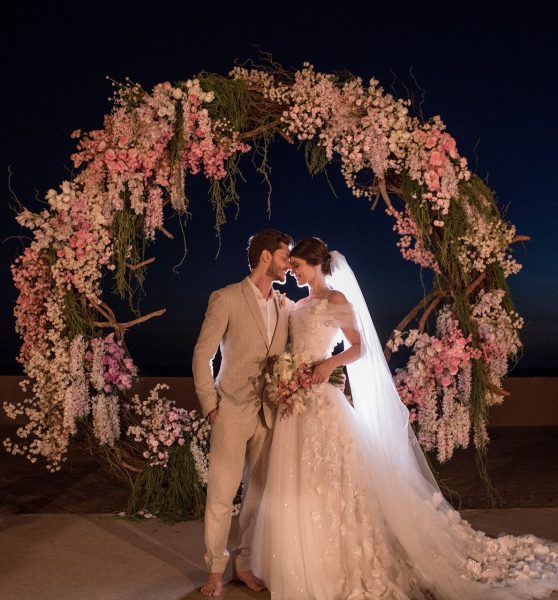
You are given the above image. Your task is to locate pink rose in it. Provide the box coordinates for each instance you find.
[425,134,438,149]
[429,151,445,167]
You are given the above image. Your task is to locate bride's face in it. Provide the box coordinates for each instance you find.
[289,255,317,287]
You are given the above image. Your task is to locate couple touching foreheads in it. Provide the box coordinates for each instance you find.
[192,229,558,600]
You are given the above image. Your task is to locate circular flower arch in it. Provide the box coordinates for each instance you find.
[6,62,526,517]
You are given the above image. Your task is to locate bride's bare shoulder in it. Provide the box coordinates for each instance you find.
[327,290,349,305]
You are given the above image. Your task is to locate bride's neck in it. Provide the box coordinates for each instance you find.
[308,274,329,298]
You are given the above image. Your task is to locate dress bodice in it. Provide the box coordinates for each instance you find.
[289,298,344,361]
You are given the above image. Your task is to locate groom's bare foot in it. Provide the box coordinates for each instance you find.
[200,572,223,597]
[236,570,266,592]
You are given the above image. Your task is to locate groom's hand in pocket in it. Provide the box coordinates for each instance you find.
[208,408,219,426]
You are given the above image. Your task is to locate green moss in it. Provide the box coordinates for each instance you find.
[126,443,206,522]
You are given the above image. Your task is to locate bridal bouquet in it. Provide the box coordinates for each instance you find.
[265,352,346,419]
[265,351,317,419]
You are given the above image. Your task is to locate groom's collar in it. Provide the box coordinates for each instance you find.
[246,275,274,301]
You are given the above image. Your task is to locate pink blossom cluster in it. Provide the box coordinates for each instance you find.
[4,328,138,468]
[16,180,113,301]
[126,384,209,469]
[63,335,90,435]
[392,308,482,461]
[385,207,440,272]
[472,289,523,404]
[3,333,74,472]
[233,64,469,218]
[405,120,469,215]
[71,79,249,238]
[85,333,137,393]
[92,393,120,446]
[458,201,521,276]
[11,248,51,365]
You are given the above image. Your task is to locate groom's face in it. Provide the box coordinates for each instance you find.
[266,243,291,284]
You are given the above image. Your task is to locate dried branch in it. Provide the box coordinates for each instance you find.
[125,257,156,270]
[378,178,394,211]
[486,382,511,397]
[418,292,445,333]
[238,119,284,141]
[93,308,166,333]
[384,289,444,360]
[466,272,487,295]
[159,226,174,239]
[89,296,166,338]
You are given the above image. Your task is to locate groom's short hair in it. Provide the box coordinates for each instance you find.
[247,229,293,270]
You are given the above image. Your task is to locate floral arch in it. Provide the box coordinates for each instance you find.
[6,62,525,517]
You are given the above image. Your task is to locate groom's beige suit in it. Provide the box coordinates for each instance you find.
[192,276,290,573]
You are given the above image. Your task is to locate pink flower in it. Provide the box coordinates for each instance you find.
[429,151,445,167]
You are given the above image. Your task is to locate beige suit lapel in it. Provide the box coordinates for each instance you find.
[268,291,281,351]
[241,277,270,350]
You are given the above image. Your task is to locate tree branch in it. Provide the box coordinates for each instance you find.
[384,289,444,360]
[125,257,156,270]
[487,382,511,397]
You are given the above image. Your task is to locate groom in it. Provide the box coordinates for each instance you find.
[192,229,293,597]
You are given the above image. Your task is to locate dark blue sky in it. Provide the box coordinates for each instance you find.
[1,2,557,375]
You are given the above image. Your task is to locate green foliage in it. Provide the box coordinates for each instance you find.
[111,190,148,314]
[63,288,98,339]
[304,139,329,177]
[197,73,250,133]
[126,443,206,522]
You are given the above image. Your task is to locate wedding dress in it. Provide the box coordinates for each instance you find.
[251,253,558,600]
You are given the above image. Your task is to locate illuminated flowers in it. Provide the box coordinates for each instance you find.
[391,307,481,462]
[265,351,317,419]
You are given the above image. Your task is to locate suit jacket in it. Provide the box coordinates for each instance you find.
[192,277,290,428]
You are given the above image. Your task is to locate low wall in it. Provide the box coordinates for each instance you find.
[1,375,557,426]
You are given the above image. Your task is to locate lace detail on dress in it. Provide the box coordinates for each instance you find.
[290,299,424,598]
[289,298,341,361]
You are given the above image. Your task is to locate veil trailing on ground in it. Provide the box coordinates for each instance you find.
[327,251,558,599]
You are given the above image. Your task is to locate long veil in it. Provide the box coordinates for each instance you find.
[327,251,558,599]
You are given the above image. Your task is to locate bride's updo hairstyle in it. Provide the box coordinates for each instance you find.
[290,237,332,276]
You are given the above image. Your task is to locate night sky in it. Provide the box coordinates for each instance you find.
[1,2,557,376]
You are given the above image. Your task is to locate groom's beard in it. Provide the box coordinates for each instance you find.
[267,262,286,284]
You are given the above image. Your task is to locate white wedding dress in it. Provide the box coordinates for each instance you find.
[251,293,558,600]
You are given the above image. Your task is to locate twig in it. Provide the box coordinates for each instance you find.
[93,308,166,332]
[125,257,156,270]
[418,293,445,333]
[158,226,174,240]
[384,289,444,360]
[466,273,487,295]
[486,382,510,397]
[378,178,394,211]
[238,119,283,141]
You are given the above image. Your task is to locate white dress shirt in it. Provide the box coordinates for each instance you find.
[247,277,278,344]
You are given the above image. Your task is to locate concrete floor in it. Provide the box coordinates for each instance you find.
[1,510,558,600]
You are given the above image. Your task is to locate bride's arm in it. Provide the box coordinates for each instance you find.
[310,291,362,385]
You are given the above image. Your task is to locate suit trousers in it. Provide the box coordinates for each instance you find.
[204,410,271,573]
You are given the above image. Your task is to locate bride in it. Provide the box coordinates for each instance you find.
[251,237,558,600]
